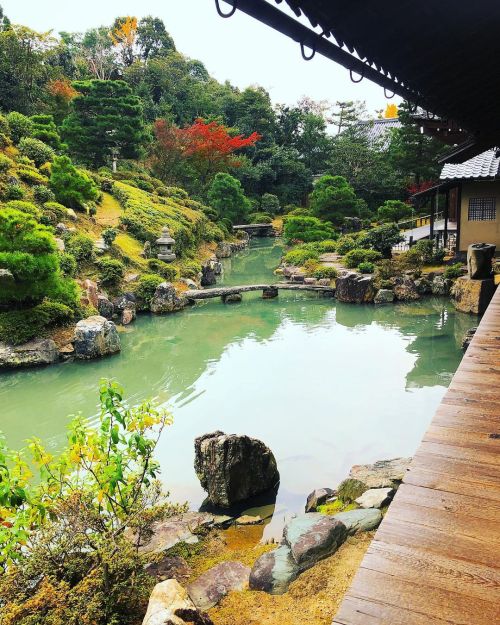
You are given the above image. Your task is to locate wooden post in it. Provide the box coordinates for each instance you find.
[430,190,437,240]
[444,189,449,249]
[456,183,462,255]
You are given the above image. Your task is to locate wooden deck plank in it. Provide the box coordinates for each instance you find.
[333,286,500,624]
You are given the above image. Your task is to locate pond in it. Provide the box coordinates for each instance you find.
[0,238,470,538]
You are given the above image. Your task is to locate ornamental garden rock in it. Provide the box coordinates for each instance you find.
[0,338,59,369]
[150,282,187,314]
[335,272,376,303]
[187,561,250,611]
[74,316,121,359]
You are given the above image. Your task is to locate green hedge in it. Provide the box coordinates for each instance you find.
[0,301,74,345]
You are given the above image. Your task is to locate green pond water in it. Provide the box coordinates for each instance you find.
[0,238,471,537]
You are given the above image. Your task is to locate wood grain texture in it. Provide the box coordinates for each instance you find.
[333,287,500,624]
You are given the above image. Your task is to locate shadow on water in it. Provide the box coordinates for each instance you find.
[0,238,472,537]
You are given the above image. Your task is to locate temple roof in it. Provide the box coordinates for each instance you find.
[440,149,500,180]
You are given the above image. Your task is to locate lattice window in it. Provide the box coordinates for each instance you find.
[468,197,496,221]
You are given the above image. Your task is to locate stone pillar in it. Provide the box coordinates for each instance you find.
[452,276,496,314]
[262,286,278,299]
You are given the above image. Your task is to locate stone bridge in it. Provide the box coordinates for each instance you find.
[184,283,335,303]
[233,223,276,237]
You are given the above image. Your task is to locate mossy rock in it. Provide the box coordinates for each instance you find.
[317,500,359,515]
[337,478,368,503]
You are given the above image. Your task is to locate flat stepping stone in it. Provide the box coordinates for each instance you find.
[137,512,214,554]
[333,508,382,534]
[188,561,250,610]
[236,515,263,525]
[355,487,394,509]
[349,457,412,488]
[283,513,347,569]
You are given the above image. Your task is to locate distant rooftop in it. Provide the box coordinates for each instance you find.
[353,118,401,148]
[440,149,500,180]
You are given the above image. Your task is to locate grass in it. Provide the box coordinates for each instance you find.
[95,192,122,227]
[114,233,148,268]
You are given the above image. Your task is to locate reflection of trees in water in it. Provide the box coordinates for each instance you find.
[221,239,284,286]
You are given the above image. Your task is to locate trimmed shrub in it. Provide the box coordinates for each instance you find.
[179,260,201,279]
[50,156,99,210]
[59,252,77,277]
[95,257,124,286]
[444,262,464,280]
[6,111,33,143]
[283,246,320,266]
[43,201,69,220]
[65,232,95,263]
[260,193,280,215]
[5,184,24,200]
[315,239,337,253]
[344,248,383,268]
[335,235,357,255]
[135,273,163,309]
[4,200,41,218]
[283,215,334,243]
[0,153,14,172]
[358,261,375,274]
[248,212,273,224]
[101,227,117,247]
[359,223,404,258]
[18,168,48,186]
[313,266,338,279]
[146,259,179,281]
[33,185,55,204]
[18,137,55,166]
[0,301,74,345]
[411,239,446,264]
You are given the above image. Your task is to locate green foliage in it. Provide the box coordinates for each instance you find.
[377,199,411,223]
[63,80,147,168]
[283,215,334,243]
[29,113,62,150]
[0,208,78,308]
[33,184,55,204]
[43,201,68,220]
[102,227,118,247]
[310,175,360,225]
[135,273,164,308]
[283,245,320,266]
[95,257,124,286]
[207,172,250,225]
[337,478,368,503]
[358,261,375,274]
[313,265,338,279]
[410,239,446,264]
[335,235,357,255]
[179,259,201,279]
[0,300,74,345]
[59,252,77,276]
[49,155,99,210]
[65,232,95,263]
[4,184,24,200]
[6,112,33,143]
[146,258,179,280]
[18,137,55,166]
[0,153,14,172]
[4,200,41,218]
[17,167,48,186]
[360,223,403,258]
[317,500,358,515]
[0,380,183,624]
[260,192,280,214]
[285,207,312,217]
[444,262,463,280]
[344,248,382,269]
[248,211,273,224]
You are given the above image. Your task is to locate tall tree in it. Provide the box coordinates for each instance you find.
[330,100,367,134]
[78,27,117,80]
[110,16,138,67]
[137,16,175,60]
[309,175,361,225]
[62,79,146,167]
[208,172,250,224]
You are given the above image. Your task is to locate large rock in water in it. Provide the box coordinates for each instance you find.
[452,276,496,315]
[187,561,250,610]
[392,276,420,301]
[194,431,280,507]
[74,316,121,359]
[142,579,214,625]
[0,338,58,369]
[150,282,187,314]
[349,457,411,488]
[335,272,376,303]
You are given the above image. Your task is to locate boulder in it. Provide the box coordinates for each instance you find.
[249,545,299,595]
[462,326,477,350]
[151,283,187,314]
[374,289,394,304]
[74,316,121,359]
[392,276,420,301]
[137,512,215,555]
[200,264,216,287]
[283,513,347,569]
[333,508,382,534]
[97,295,114,319]
[291,273,305,283]
[124,272,140,284]
[145,555,192,584]
[349,457,411,488]
[355,487,394,509]
[180,278,198,290]
[236,515,263,525]
[79,278,99,309]
[66,208,77,221]
[216,241,232,258]
[452,276,496,315]
[121,304,136,325]
[187,561,250,610]
[305,487,336,513]
[431,275,452,296]
[142,579,214,625]
[222,293,242,304]
[317,278,331,286]
[262,286,278,299]
[0,268,14,283]
[0,338,58,369]
[112,292,136,312]
[304,277,317,285]
[54,237,65,252]
[335,272,376,304]
[414,276,432,295]
[194,431,280,508]
[59,343,74,359]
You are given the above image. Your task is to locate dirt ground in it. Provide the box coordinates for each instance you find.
[203,530,374,625]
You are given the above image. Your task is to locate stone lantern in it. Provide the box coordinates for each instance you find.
[156,226,176,262]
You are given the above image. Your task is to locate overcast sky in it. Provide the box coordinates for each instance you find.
[3,0,397,116]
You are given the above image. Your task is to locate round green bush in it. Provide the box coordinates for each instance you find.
[96,257,124,286]
[283,246,320,266]
[315,240,337,253]
[344,248,383,269]
[135,273,164,308]
[18,168,48,186]
[65,233,95,263]
[0,153,14,172]
[335,235,357,255]
[4,200,41,218]
[33,185,55,204]
[358,261,375,274]
[18,137,55,167]
[59,252,77,276]
[43,201,69,220]
[102,227,117,247]
[6,111,33,143]
[146,259,179,281]
[179,260,201,279]
[0,301,74,346]
[5,184,24,200]
[248,212,273,224]
[444,262,464,280]
[313,266,338,279]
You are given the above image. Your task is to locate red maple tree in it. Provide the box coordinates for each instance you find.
[153,118,260,185]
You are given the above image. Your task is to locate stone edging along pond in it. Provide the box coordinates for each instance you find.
[0,243,484,370]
